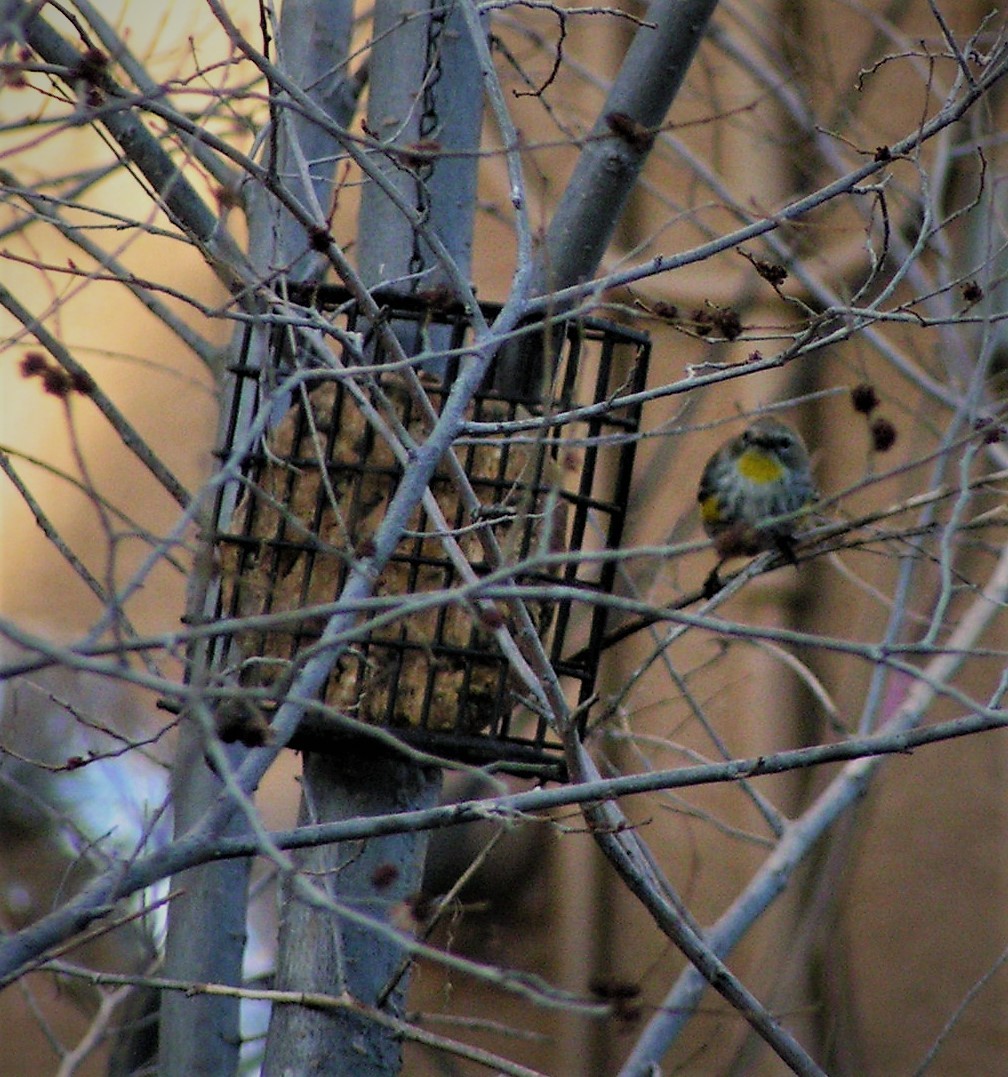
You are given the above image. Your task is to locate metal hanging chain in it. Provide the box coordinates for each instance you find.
[408,0,447,282]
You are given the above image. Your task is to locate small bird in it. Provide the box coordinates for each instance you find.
[697,417,817,595]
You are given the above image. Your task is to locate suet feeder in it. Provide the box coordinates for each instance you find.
[210,286,649,779]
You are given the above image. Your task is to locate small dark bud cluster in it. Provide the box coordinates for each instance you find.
[973,416,1005,444]
[20,351,94,398]
[753,258,788,286]
[605,111,656,152]
[850,383,897,452]
[850,383,879,414]
[691,305,743,340]
[962,280,984,304]
[869,416,897,453]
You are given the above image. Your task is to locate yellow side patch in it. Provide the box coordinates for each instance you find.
[736,448,784,484]
[700,494,721,525]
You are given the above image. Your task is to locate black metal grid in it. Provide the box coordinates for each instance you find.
[211,286,649,777]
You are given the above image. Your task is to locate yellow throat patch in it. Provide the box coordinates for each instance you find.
[736,448,785,484]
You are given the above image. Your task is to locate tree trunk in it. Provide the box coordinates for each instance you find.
[262,751,441,1075]
[161,3,357,1074]
[261,0,483,1072]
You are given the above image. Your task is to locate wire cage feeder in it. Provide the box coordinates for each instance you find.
[211,286,649,779]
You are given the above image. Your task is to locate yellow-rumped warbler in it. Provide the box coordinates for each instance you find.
[698,417,817,593]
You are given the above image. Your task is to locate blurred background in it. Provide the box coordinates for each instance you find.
[2,1,1008,1073]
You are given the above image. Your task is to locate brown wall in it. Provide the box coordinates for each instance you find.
[2,1,1006,1074]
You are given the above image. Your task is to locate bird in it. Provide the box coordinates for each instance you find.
[697,417,817,595]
